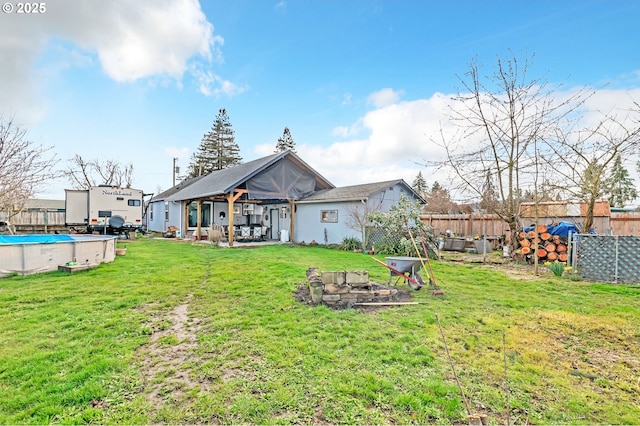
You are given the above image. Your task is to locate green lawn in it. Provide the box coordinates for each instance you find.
[1,237,638,424]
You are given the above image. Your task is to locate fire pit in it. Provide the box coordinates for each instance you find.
[300,267,412,309]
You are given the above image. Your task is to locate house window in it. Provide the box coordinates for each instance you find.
[321,210,338,223]
[150,204,153,221]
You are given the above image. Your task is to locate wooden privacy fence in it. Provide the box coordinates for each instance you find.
[5,209,640,237]
[8,211,66,226]
[420,213,509,238]
[610,212,640,236]
[4,211,66,233]
[421,212,640,239]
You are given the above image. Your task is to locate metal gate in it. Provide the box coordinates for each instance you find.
[569,234,640,284]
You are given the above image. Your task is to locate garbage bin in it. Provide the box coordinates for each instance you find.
[280,229,289,242]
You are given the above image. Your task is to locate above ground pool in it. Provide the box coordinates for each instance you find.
[0,234,117,277]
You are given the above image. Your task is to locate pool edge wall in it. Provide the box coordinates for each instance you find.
[0,235,117,277]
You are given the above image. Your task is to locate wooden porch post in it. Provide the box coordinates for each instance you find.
[183,201,189,239]
[226,189,247,247]
[227,193,234,247]
[196,199,202,240]
[288,199,295,243]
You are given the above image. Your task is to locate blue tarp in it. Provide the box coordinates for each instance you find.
[0,234,74,245]
[523,221,585,237]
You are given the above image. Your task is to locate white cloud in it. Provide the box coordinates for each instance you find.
[582,87,640,116]
[299,86,640,195]
[216,78,250,97]
[331,126,352,138]
[367,88,404,108]
[302,92,452,183]
[0,0,221,123]
[54,0,218,83]
[190,67,250,97]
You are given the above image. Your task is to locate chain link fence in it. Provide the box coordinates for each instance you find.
[569,234,640,284]
[366,226,438,257]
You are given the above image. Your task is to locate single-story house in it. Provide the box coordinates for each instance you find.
[295,179,426,245]
[147,150,425,246]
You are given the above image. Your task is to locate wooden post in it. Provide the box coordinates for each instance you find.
[196,199,202,240]
[227,194,234,247]
[226,189,247,247]
[183,201,189,239]
[288,199,295,243]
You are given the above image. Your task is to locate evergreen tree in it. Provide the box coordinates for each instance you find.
[605,155,637,208]
[479,169,501,212]
[412,171,427,198]
[425,181,459,213]
[274,127,296,153]
[186,108,242,178]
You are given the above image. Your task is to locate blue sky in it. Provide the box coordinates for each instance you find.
[1,0,639,200]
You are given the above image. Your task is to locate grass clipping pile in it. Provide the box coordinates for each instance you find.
[295,267,412,311]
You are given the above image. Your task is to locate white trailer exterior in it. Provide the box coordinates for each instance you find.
[65,186,144,234]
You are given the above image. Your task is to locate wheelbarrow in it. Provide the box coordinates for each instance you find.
[371,256,427,290]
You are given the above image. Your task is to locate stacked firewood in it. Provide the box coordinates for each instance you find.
[516,224,568,262]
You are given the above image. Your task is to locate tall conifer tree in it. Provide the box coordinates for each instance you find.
[186,108,242,178]
[412,171,427,198]
[274,127,296,153]
[605,154,637,208]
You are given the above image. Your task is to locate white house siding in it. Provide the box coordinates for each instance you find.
[295,201,361,245]
[147,182,420,242]
[147,200,184,234]
[294,182,422,245]
[367,185,409,212]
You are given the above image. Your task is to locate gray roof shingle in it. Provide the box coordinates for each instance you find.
[151,150,334,202]
[298,179,425,203]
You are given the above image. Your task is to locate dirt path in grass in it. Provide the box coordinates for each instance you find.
[137,294,208,409]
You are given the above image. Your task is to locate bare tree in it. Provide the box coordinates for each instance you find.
[0,116,58,232]
[345,198,384,250]
[438,52,590,253]
[65,154,133,189]
[544,107,640,230]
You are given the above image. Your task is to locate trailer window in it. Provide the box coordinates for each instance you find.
[128,199,141,206]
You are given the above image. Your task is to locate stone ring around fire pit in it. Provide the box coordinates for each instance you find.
[301,267,412,310]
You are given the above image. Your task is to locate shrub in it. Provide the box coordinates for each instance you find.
[340,237,362,251]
